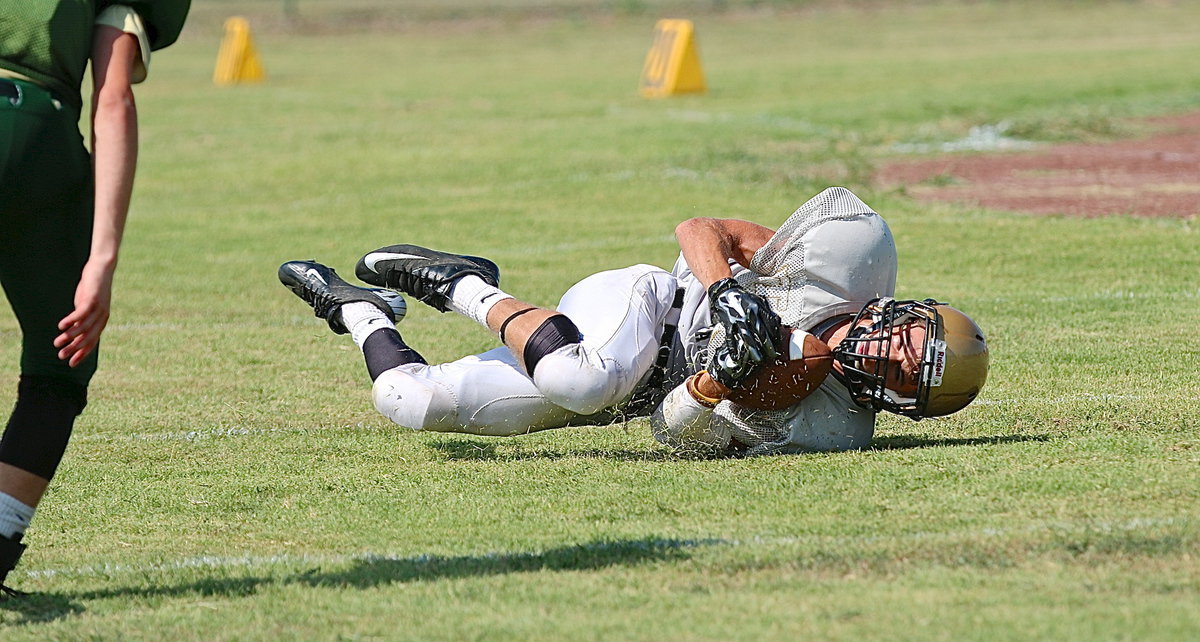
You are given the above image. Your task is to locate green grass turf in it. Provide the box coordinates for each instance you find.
[2,0,1198,638]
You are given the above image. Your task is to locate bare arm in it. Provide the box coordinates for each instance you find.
[673,217,775,289]
[55,26,140,367]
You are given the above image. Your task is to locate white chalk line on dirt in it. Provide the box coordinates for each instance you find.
[20,516,1189,582]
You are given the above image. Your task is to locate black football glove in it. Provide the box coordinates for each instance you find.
[707,278,782,388]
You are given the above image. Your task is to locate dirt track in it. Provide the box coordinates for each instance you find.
[876,112,1200,218]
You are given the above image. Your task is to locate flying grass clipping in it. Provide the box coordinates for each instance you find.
[639,19,706,98]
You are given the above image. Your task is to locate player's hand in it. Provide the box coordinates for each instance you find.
[54,259,115,368]
[707,278,781,388]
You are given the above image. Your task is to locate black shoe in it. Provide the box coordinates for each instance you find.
[0,534,27,599]
[355,244,499,313]
[278,260,405,334]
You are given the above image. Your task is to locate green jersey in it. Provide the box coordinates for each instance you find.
[0,0,189,110]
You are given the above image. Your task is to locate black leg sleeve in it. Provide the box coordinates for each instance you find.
[523,315,582,374]
[0,376,87,482]
[362,328,427,381]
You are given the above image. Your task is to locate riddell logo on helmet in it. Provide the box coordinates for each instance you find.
[929,340,947,387]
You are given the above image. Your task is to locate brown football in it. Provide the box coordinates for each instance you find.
[725,327,834,410]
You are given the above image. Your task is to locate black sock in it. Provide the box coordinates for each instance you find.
[362,328,426,381]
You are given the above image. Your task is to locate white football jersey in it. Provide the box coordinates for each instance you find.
[668,187,899,455]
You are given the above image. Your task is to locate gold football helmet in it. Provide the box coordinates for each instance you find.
[832,298,988,418]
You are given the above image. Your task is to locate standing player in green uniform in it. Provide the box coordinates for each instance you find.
[0,0,189,596]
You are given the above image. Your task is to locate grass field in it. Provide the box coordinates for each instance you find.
[3,0,1199,639]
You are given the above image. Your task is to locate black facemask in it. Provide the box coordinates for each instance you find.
[831,298,945,418]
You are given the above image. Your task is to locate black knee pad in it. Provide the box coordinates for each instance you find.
[523,315,582,374]
[0,376,87,481]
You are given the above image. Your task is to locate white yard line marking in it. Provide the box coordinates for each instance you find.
[980,289,1200,303]
[20,516,1188,581]
[484,234,678,258]
[73,423,391,444]
[100,286,1200,334]
[68,391,1151,445]
[974,393,1145,406]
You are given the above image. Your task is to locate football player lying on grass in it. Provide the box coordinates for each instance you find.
[279,187,989,457]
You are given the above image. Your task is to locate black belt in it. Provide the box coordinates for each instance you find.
[650,287,687,379]
[0,77,66,113]
[0,78,21,105]
[624,287,686,416]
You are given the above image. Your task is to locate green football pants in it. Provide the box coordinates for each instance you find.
[0,77,97,386]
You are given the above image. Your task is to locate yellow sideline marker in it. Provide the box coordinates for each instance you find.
[639,19,706,98]
[213,17,265,86]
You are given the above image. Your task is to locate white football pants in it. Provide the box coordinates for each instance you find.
[371,264,680,436]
